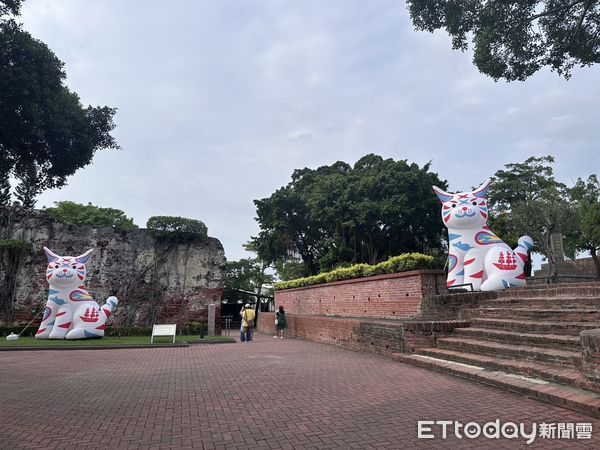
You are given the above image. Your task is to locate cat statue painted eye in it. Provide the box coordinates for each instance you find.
[472,201,477,206]
[72,264,77,269]
[452,204,456,208]
[54,264,59,268]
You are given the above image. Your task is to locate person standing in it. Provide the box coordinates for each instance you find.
[274,305,286,339]
[242,303,256,343]
[239,305,246,342]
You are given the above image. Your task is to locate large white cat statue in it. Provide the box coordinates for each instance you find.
[433,179,534,292]
[35,247,118,339]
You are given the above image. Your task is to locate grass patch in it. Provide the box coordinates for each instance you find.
[0,335,232,347]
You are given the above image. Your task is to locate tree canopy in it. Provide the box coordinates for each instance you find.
[46,201,137,230]
[486,155,597,281]
[250,154,446,276]
[146,216,208,243]
[487,155,565,249]
[406,0,600,81]
[0,1,119,207]
[225,257,274,303]
[570,174,600,278]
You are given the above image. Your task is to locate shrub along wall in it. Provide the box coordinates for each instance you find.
[275,253,434,290]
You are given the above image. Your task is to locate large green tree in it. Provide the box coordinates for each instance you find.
[511,186,579,283]
[251,154,446,276]
[487,155,565,276]
[570,174,600,278]
[0,1,119,207]
[406,1,600,81]
[225,258,274,302]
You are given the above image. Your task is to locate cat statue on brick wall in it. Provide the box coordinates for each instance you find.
[433,179,533,291]
[35,247,118,339]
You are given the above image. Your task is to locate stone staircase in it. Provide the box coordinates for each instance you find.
[392,284,600,417]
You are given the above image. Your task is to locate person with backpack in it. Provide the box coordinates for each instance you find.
[241,303,255,343]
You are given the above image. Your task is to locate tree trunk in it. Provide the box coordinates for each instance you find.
[177,243,191,333]
[253,282,262,328]
[591,248,600,280]
[545,233,558,284]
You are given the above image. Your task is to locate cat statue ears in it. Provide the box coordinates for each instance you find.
[432,179,492,203]
[43,247,94,264]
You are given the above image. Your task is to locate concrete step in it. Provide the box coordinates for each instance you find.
[495,284,600,299]
[417,348,598,392]
[474,307,600,321]
[453,327,581,349]
[470,318,598,335]
[436,337,581,366]
[479,297,600,308]
[390,352,600,418]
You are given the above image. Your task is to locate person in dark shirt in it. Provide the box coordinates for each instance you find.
[274,305,286,339]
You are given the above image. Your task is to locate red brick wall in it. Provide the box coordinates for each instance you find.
[257,312,466,355]
[257,312,402,354]
[274,270,446,319]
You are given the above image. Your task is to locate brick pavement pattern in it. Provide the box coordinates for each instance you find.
[1,334,599,449]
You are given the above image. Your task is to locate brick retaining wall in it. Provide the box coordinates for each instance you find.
[274,270,447,319]
[257,312,467,355]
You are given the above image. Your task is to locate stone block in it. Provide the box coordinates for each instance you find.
[581,329,600,383]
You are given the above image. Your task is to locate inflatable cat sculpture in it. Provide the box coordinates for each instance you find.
[433,179,533,291]
[35,247,118,339]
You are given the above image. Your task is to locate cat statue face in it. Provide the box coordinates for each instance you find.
[432,179,491,230]
[44,247,93,288]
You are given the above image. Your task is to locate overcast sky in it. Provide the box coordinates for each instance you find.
[20,0,600,262]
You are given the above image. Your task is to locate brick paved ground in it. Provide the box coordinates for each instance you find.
[1,333,598,449]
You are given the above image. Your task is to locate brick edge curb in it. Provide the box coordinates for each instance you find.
[391,353,600,419]
[0,344,189,351]
[186,339,236,345]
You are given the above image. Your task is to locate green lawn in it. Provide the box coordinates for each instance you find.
[0,335,232,347]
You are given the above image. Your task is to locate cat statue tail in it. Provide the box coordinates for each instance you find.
[514,236,534,271]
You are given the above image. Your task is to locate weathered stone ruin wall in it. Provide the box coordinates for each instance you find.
[0,207,226,330]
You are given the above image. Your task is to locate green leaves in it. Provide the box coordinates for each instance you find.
[0,239,31,252]
[46,201,137,230]
[0,12,118,206]
[568,175,600,277]
[251,154,446,277]
[407,0,600,81]
[225,258,275,302]
[0,1,22,19]
[146,216,208,243]
[274,253,434,290]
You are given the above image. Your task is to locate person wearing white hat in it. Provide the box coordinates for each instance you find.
[241,303,256,343]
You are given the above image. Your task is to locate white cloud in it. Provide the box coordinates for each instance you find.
[19,0,600,261]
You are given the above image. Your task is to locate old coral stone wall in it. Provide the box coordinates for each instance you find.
[0,207,226,329]
[274,270,447,319]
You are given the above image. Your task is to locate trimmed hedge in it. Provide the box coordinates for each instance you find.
[0,326,38,337]
[274,253,434,290]
[147,216,208,243]
[0,326,152,338]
